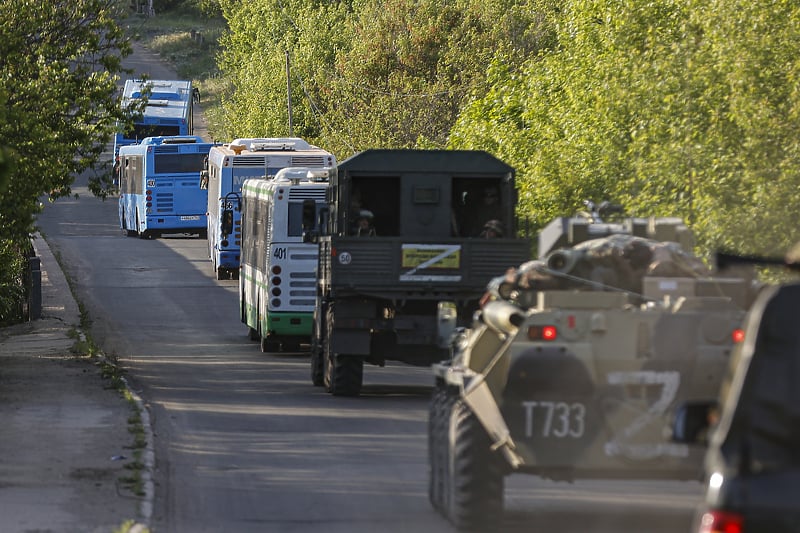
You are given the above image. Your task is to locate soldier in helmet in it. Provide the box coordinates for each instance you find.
[353,209,376,237]
[479,219,504,239]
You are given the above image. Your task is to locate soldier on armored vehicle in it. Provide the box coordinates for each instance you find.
[428,204,757,530]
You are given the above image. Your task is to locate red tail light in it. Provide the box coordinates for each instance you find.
[699,510,744,533]
[732,328,745,343]
[528,325,557,341]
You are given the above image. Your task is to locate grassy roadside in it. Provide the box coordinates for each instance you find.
[121,7,227,140]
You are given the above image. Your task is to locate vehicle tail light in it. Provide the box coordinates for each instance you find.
[698,510,744,533]
[732,328,745,343]
[528,325,557,341]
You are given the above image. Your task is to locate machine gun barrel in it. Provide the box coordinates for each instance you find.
[716,251,800,271]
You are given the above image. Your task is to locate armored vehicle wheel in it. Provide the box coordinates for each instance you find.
[447,398,505,530]
[428,382,454,513]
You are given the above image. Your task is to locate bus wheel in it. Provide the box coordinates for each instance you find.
[260,334,280,353]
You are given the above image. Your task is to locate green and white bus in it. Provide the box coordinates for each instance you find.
[239,167,331,352]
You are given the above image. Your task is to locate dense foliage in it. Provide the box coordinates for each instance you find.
[0,0,132,324]
[214,0,800,258]
[450,0,800,256]
[215,0,555,156]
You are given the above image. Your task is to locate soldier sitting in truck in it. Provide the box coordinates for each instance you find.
[467,185,504,236]
[353,209,376,236]
[479,219,504,238]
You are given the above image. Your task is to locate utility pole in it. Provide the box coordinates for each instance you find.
[285,50,294,137]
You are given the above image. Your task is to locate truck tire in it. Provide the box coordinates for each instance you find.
[331,355,363,397]
[428,382,453,513]
[310,302,326,386]
[323,303,363,396]
[447,398,504,530]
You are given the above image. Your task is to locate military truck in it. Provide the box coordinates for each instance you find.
[305,149,531,397]
[427,206,757,530]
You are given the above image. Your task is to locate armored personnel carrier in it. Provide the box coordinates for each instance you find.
[427,204,757,530]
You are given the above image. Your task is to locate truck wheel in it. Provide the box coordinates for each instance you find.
[216,267,227,280]
[310,302,326,386]
[331,355,363,397]
[447,398,505,530]
[248,327,259,341]
[323,304,363,396]
[428,383,453,514]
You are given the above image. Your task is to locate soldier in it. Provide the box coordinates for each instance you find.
[353,209,376,236]
[471,186,504,236]
[479,219,504,238]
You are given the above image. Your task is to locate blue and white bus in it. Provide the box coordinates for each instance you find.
[114,79,195,157]
[204,138,336,280]
[118,136,215,239]
[240,167,331,352]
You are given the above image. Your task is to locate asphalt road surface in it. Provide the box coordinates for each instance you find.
[34,45,705,533]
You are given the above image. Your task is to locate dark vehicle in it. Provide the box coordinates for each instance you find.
[427,206,756,530]
[305,149,531,396]
[674,251,800,533]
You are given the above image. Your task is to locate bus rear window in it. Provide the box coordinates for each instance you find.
[288,202,322,236]
[154,153,208,174]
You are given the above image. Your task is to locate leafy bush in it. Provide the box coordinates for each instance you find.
[0,239,27,326]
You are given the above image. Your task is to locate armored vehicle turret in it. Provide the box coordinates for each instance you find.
[427,205,758,530]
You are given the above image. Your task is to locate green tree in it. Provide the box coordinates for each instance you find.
[0,0,132,323]
[451,0,800,258]
[216,0,555,159]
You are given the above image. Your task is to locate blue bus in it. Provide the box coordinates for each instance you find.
[113,79,195,157]
[118,136,215,239]
[203,138,336,280]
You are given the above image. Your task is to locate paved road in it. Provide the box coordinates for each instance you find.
[34,44,706,533]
